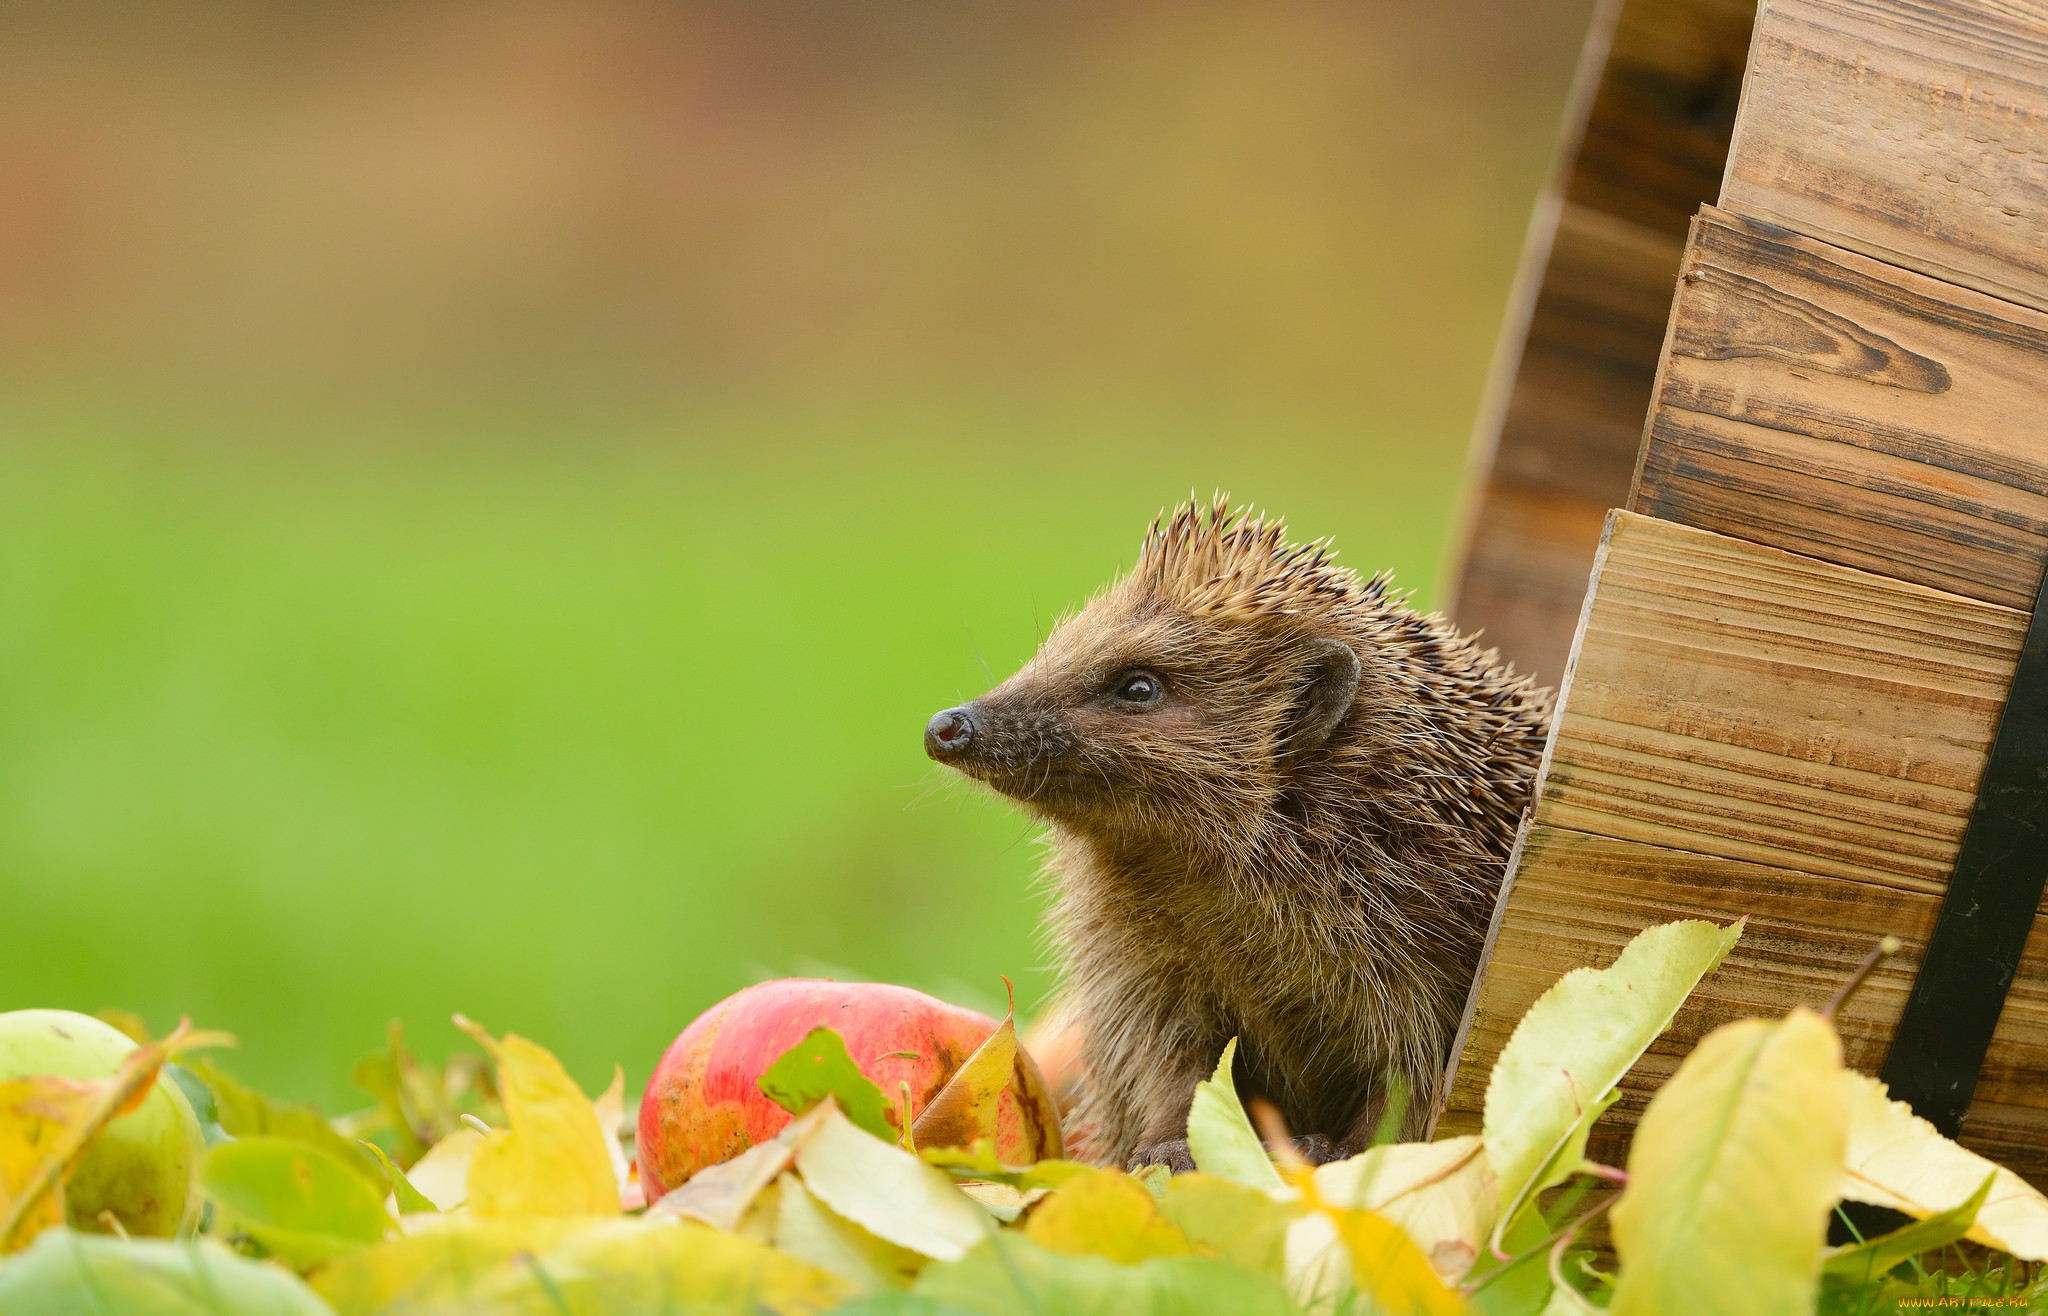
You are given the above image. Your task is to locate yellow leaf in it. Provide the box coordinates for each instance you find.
[774,1171,927,1291]
[792,1100,990,1261]
[313,1216,604,1313]
[649,1102,827,1232]
[0,1017,227,1252]
[1839,1068,2048,1261]
[1311,1135,1497,1281]
[1323,1206,1466,1316]
[910,996,1016,1151]
[1610,1009,1846,1316]
[315,1214,849,1314]
[0,1078,88,1250]
[1024,1168,1193,1264]
[455,1017,619,1219]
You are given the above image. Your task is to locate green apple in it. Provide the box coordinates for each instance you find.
[0,1010,203,1237]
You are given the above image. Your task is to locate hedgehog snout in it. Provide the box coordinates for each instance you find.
[925,705,978,761]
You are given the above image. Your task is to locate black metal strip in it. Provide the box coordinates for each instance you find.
[1879,562,2048,1138]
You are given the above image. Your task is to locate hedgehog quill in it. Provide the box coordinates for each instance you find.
[924,496,1552,1170]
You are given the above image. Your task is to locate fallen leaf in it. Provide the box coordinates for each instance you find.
[187,1056,383,1190]
[1823,1171,1992,1289]
[1320,1205,1466,1316]
[1157,1173,1299,1277]
[1609,1008,1846,1316]
[1484,919,1742,1235]
[404,1127,481,1213]
[775,1171,927,1291]
[792,1101,991,1261]
[920,1141,1088,1192]
[1838,1068,2048,1260]
[650,1103,830,1232]
[0,1228,332,1314]
[1185,1039,1283,1192]
[455,1016,619,1219]
[761,1027,898,1143]
[1023,1168,1192,1263]
[1310,1135,1496,1281]
[0,1018,229,1252]
[914,1231,1303,1315]
[358,1139,439,1216]
[911,999,1016,1152]
[200,1136,392,1268]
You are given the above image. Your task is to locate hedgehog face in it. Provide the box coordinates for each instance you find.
[924,584,1360,847]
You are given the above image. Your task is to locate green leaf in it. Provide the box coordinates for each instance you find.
[185,1058,383,1190]
[760,1027,897,1143]
[1821,1171,1993,1287]
[1484,918,1742,1227]
[823,1298,983,1316]
[1464,1202,1559,1316]
[1608,1008,1847,1316]
[1185,1039,1283,1192]
[913,1231,1304,1316]
[356,1140,438,1216]
[1157,1174,1298,1277]
[919,1142,1089,1192]
[0,1229,334,1315]
[201,1137,391,1269]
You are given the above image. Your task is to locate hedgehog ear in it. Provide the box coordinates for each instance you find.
[1284,637,1359,765]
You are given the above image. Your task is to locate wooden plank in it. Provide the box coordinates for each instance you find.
[1568,0,1757,236]
[1633,207,2048,608]
[1448,485,1610,687]
[1434,826,2048,1188]
[1545,512,2026,892]
[1722,0,2048,314]
[1446,0,1756,685]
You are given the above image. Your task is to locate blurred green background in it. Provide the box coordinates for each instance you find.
[0,1,1589,1108]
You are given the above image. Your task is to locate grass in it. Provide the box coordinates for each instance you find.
[0,393,1468,1109]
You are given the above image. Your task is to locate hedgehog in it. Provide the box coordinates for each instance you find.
[923,495,1552,1169]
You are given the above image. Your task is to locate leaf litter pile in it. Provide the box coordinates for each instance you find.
[3,921,2046,1314]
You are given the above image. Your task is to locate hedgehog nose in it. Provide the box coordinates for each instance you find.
[925,706,977,760]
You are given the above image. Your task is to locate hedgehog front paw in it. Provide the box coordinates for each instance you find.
[1291,1133,1340,1165]
[1127,1138,1197,1175]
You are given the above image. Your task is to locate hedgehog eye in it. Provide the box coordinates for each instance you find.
[1112,672,1164,705]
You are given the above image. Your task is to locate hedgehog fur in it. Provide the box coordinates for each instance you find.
[924,495,1552,1168]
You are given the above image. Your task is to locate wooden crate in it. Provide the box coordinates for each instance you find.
[1436,0,2048,1188]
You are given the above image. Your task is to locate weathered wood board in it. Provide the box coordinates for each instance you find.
[1446,0,1756,686]
[1434,511,2048,1184]
[1722,0,2048,316]
[1436,827,2048,1183]
[1543,511,2024,892]
[1634,207,2048,609]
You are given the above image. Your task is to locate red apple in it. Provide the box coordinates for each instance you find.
[637,979,1062,1196]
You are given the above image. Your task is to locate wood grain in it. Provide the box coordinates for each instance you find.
[1569,0,1756,236]
[1634,207,2048,608]
[1544,512,2025,891]
[1723,0,2048,314]
[1445,0,1757,684]
[1435,826,2048,1188]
